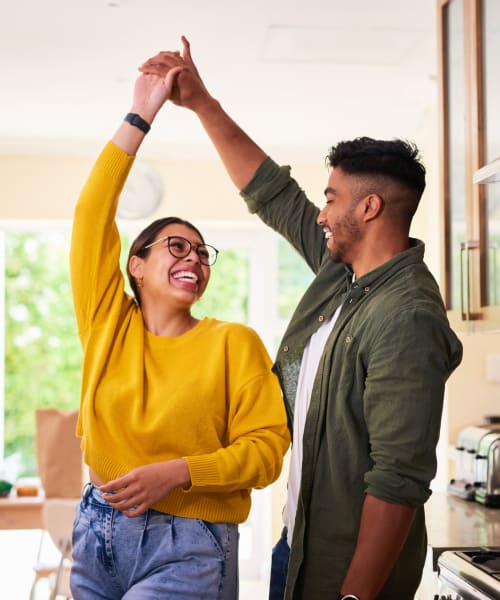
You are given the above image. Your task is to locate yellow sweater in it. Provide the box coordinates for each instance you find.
[70,142,290,523]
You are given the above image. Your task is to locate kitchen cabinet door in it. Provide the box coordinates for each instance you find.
[438,0,500,331]
[482,0,500,322]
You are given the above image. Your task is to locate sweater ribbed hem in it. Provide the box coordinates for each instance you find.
[153,488,251,524]
[84,447,251,524]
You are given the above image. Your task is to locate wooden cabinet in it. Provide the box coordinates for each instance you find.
[438,0,500,331]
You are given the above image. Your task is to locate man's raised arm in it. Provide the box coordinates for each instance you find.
[140,36,267,190]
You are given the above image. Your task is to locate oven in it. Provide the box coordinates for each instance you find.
[436,548,500,599]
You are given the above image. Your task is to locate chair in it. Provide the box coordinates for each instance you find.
[29,409,84,600]
[30,498,77,600]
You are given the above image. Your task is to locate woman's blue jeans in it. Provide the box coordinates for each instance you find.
[268,527,290,600]
[70,483,239,599]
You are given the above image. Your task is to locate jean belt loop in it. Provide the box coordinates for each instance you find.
[81,481,93,506]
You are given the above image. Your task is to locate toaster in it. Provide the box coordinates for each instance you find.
[448,424,500,505]
[475,431,500,507]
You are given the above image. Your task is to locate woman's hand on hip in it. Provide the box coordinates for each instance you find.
[99,459,191,517]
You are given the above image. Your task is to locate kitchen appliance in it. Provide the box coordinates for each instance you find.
[475,432,500,507]
[436,548,500,599]
[448,424,500,506]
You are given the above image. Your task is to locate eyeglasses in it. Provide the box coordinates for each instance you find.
[143,235,219,266]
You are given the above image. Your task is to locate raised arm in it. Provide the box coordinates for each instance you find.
[71,61,183,334]
[140,37,267,190]
[113,61,183,156]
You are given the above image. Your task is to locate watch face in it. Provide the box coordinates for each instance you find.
[117,160,164,219]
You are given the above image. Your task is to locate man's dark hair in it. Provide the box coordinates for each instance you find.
[326,137,426,199]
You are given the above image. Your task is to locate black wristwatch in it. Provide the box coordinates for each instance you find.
[338,595,360,600]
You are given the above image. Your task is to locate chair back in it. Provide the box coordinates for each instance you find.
[43,498,78,553]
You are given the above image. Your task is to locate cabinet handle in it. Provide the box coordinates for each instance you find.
[489,242,497,305]
[460,241,480,320]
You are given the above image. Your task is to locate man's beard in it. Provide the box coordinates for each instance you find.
[327,210,361,264]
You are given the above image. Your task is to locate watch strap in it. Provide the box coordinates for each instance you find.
[124,112,151,134]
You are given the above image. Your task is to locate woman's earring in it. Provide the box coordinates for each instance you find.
[137,276,144,288]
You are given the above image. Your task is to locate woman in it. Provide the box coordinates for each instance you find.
[69,60,290,599]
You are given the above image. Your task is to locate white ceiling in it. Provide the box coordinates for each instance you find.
[0,0,438,163]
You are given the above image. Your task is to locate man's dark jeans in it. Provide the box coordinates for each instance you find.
[269,527,290,600]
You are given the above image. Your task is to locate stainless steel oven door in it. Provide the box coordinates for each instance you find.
[437,557,500,600]
[437,567,496,599]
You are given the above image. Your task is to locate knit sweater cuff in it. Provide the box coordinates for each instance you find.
[185,455,220,487]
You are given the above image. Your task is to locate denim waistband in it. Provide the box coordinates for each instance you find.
[81,481,108,507]
[79,481,179,532]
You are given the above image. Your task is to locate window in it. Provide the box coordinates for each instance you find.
[2,227,80,475]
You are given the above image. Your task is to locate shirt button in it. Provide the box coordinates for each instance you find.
[283,345,289,352]
[345,335,352,343]
[318,315,324,322]
[364,286,370,292]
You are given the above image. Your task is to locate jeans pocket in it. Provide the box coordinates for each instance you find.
[196,520,231,560]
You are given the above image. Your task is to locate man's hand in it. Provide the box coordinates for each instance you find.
[99,459,191,517]
[139,36,213,112]
[140,36,267,189]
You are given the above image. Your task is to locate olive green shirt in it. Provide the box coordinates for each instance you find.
[241,157,463,599]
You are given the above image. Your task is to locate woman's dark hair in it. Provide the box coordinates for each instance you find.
[126,216,205,304]
[326,137,426,199]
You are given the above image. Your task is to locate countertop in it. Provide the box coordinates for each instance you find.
[0,492,44,529]
[425,491,500,569]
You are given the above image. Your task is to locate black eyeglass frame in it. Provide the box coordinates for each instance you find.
[143,235,219,266]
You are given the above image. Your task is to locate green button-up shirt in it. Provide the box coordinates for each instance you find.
[241,157,463,599]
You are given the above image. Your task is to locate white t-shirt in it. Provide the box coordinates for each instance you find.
[284,304,342,546]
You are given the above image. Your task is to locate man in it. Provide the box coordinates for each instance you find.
[140,38,463,600]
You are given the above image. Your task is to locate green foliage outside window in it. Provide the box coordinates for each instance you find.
[4,232,82,475]
[278,239,314,318]
[192,249,248,323]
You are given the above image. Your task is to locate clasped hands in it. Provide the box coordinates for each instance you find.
[138,35,211,111]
